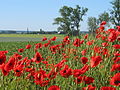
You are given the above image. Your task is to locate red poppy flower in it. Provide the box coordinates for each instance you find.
[108,32,118,42]
[60,65,72,78]
[111,64,120,72]
[114,57,120,63]
[26,44,32,49]
[90,56,102,68]
[73,38,81,47]
[4,56,16,71]
[110,73,120,86]
[13,53,22,60]
[48,85,60,90]
[93,46,101,54]
[86,40,94,45]
[0,53,6,65]
[80,57,88,64]
[63,36,70,44]
[42,37,47,41]
[102,48,109,56]
[114,51,120,57]
[55,59,67,71]
[113,44,120,49]
[100,86,116,90]
[47,69,57,80]
[96,34,101,39]
[0,51,8,54]
[108,29,116,33]
[74,76,83,84]
[35,43,42,49]
[73,65,89,77]
[99,26,105,31]
[39,80,49,87]
[73,69,83,77]
[84,34,88,39]
[18,48,24,53]
[42,61,48,64]
[51,36,57,41]
[25,67,35,72]
[81,49,87,56]
[80,40,84,44]
[82,85,96,90]
[34,69,47,85]
[33,52,44,64]
[50,45,60,54]
[14,64,24,77]
[101,36,107,41]
[0,63,9,76]
[44,40,51,47]
[100,21,106,26]
[117,36,120,41]
[116,26,120,31]
[102,42,109,47]
[107,29,116,33]
[84,76,94,84]
[80,64,89,73]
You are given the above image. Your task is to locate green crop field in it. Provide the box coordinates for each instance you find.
[0,34,64,39]
[0,34,65,42]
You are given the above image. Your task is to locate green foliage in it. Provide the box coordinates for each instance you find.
[98,11,111,26]
[53,5,88,36]
[110,0,120,26]
[87,17,98,33]
[88,12,110,33]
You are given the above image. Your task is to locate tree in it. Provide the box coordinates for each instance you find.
[110,0,120,26]
[71,5,88,33]
[87,17,98,33]
[98,11,111,26]
[88,12,111,33]
[53,6,72,35]
[53,5,88,36]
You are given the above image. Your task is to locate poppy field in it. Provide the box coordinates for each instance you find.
[0,22,120,90]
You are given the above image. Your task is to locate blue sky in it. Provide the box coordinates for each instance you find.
[0,0,112,31]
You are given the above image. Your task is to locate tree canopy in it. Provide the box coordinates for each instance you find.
[110,0,120,26]
[87,17,98,33]
[53,5,88,36]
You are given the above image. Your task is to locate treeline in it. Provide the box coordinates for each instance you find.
[0,30,58,34]
[53,0,120,36]
[0,30,89,34]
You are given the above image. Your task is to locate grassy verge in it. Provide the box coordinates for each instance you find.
[0,34,65,39]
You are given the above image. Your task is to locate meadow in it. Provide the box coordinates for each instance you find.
[0,34,64,42]
[0,34,64,39]
[0,22,120,90]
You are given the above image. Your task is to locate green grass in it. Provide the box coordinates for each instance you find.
[0,34,65,39]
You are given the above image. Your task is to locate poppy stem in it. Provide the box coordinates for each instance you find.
[2,75,5,90]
